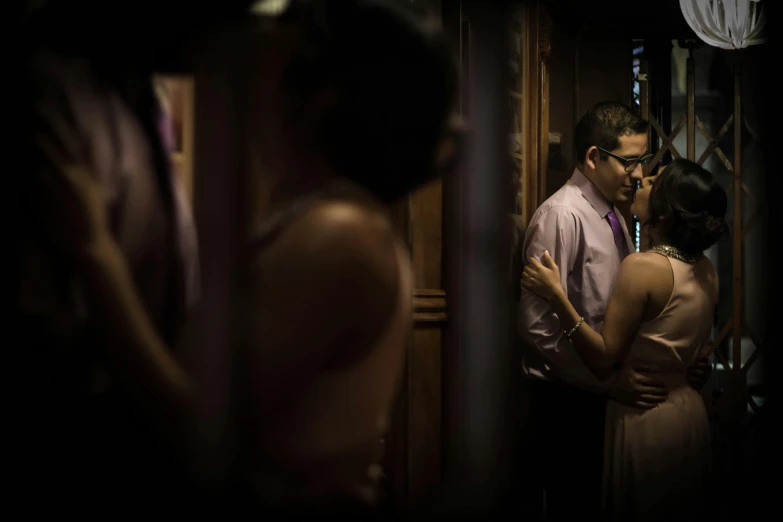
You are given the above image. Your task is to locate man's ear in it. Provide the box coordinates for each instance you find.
[585,145,599,171]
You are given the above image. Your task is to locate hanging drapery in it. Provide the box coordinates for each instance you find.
[250,0,289,16]
[679,0,767,49]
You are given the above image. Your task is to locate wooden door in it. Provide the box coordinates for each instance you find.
[381,0,450,511]
[383,182,448,510]
[383,0,541,512]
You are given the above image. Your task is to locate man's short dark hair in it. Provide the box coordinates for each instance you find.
[574,101,649,164]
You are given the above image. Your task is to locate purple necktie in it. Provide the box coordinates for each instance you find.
[607,210,630,260]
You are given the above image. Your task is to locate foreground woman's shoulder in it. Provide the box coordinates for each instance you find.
[294,200,400,268]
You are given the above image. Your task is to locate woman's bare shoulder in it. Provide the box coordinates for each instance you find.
[251,198,398,266]
[619,251,671,271]
[293,200,400,274]
[615,252,673,290]
[248,199,403,357]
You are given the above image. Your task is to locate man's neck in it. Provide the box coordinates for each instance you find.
[577,165,614,207]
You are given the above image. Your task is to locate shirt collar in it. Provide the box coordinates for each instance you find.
[570,167,614,218]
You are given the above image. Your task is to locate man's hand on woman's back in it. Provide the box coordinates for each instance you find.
[607,364,668,409]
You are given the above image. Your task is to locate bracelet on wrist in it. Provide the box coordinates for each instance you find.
[564,316,585,339]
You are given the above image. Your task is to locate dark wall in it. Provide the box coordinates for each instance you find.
[576,28,633,114]
[546,14,576,197]
[545,13,633,198]
[543,0,692,37]
[756,2,778,519]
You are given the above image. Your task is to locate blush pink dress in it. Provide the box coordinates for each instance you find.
[602,253,718,521]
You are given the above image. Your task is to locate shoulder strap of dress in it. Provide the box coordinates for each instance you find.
[246,178,370,256]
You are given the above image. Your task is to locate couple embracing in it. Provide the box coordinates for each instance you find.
[519,101,728,522]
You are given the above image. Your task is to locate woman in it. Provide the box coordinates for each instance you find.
[36,0,461,516]
[232,0,461,514]
[521,159,729,521]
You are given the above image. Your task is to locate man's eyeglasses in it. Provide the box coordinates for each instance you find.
[596,146,653,173]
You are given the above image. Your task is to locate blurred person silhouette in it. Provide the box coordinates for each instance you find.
[234,0,461,514]
[30,0,462,517]
[14,0,254,513]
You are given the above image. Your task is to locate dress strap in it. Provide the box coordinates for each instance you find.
[247,178,370,255]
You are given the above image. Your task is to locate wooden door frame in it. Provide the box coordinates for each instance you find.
[520,0,553,225]
[384,0,553,511]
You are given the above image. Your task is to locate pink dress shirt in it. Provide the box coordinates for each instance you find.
[517,168,635,392]
[21,48,200,346]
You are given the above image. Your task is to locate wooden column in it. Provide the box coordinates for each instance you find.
[443,0,520,516]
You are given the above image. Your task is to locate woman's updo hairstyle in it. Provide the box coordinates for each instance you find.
[647,158,730,255]
[277,0,460,203]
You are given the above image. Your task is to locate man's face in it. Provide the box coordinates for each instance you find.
[588,133,648,205]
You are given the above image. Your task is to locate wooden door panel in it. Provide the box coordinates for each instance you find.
[410,181,443,288]
[406,327,443,499]
[408,177,446,501]
[383,0,455,510]
[384,0,553,511]
[385,177,447,507]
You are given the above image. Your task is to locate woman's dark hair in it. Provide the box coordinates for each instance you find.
[647,158,730,255]
[279,0,459,203]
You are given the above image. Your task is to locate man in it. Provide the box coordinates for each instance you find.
[13,1,254,512]
[517,101,710,521]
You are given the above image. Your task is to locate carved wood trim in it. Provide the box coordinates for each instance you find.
[413,289,448,323]
[524,3,540,226]
[510,4,529,222]
[538,6,552,62]
[537,4,552,201]
[521,1,552,225]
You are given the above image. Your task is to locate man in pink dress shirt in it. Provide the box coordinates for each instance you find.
[13,0,252,512]
[517,102,709,521]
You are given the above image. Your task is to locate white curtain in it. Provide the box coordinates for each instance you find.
[679,0,767,49]
[250,0,289,16]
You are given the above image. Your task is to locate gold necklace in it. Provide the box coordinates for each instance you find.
[649,245,702,264]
